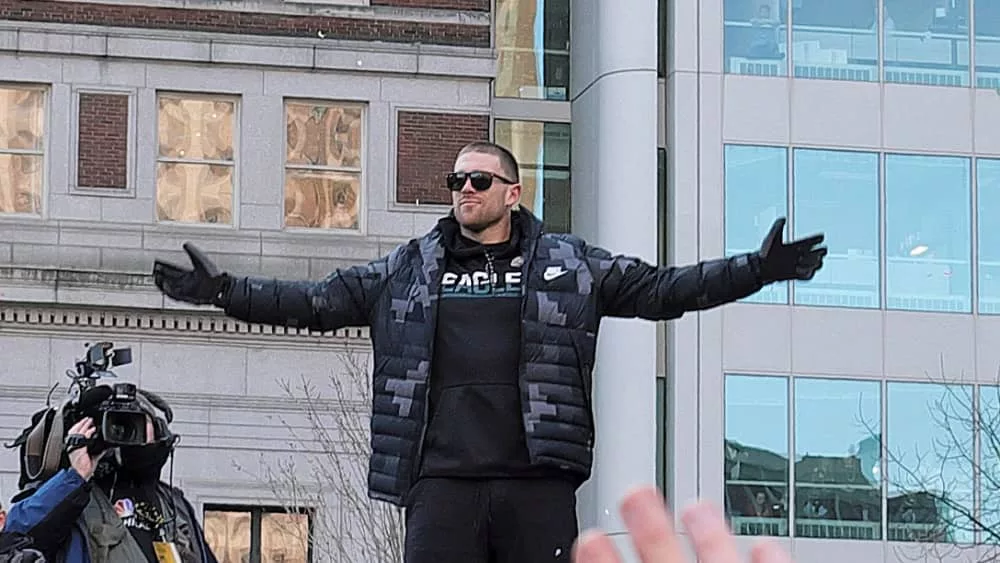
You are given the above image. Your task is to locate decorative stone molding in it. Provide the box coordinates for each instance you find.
[0,302,370,342]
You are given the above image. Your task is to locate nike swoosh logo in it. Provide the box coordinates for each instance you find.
[543,268,569,281]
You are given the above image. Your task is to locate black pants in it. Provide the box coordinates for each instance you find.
[404,477,579,563]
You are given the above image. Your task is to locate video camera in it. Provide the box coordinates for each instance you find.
[64,342,149,453]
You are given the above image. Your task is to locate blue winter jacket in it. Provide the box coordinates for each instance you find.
[4,469,90,563]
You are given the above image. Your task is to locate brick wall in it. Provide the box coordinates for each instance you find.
[372,0,489,11]
[396,111,490,205]
[77,93,129,190]
[0,0,489,47]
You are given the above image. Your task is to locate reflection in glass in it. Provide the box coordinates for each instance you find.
[885,154,971,313]
[724,145,788,304]
[261,512,309,563]
[494,119,571,233]
[495,0,570,100]
[979,386,1000,543]
[793,149,879,308]
[285,103,362,168]
[284,102,364,231]
[794,378,881,540]
[158,96,235,161]
[978,159,1000,314]
[883,0,970,87]
[0,154,42,215]
[790,0,877,81]
[204,510,252,563]
[0,87,45,216]
[285,170,360,230]
[724,374,789,537]
[156,162,233,224]
[887,382,975,544]
[724,0,786,76]
[975,2,1000,88]
[157,95,236,225]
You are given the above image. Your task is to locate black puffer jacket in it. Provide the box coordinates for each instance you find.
[223,209,765,506]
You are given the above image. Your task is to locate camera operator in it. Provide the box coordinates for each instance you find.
[5,390,217,563]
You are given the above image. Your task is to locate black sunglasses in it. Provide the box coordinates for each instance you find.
[446,170,517,192]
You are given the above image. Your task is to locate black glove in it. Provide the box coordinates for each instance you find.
[152,243,231,306]
[757,217,827,283]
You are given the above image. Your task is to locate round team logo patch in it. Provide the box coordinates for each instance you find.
[114,498,135,519]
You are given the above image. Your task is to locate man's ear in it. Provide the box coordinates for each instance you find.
[505,182,522,207]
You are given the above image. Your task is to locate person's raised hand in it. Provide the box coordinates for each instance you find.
[572,485,793,563]
[64,417,103,481]
[757,217,827,283]
[152,242,231,306]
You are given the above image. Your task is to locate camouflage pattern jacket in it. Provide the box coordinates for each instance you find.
[223,209,765,506]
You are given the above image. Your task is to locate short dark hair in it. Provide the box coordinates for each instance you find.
[458,141,520,183]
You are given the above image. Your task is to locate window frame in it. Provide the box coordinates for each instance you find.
[153,90,240,227]
[0,82,49,218]
[491,117,572,234]
[281,98,367,234]
[203,504,314,563]
[69,85,138,198]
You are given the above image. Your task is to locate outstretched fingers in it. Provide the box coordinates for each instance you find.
[573,530,624,563]
[681,503,742,563]
[622,486,687,562]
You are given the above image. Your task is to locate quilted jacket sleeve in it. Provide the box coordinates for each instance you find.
[585,244,765,320]
[221,245,405,332]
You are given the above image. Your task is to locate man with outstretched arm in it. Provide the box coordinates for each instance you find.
[152,140,826,563]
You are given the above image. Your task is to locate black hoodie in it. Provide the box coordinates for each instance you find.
[418,213,553,479]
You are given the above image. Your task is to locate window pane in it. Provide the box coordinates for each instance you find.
[495,0,570,100]
[261,512,310,563]
[285,169,360,230]
[0,87,45,151]
[978,159,1000,314]
[156,162,234,224]
[793,149,879,309]
[0,154,42,215]
[494,120,571,233]
[724,145,788,304]
[887,382,975,544]
[725,374,789,537]
[883,0,970,87]
[975,2,1000,88]
[724,0,786,76]
[979,386,1000,542]
[793,378,881,540]
[790,0,877,81]
[204,510,252,563]
[285,103,362,169]
[885,154,971,313]
[158,96,235,161]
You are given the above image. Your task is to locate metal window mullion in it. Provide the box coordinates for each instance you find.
[156,157,234,167]
[787,147,795,305]
[788,375,797,539]
[970,0,977,88]
[879,153,888,309]
[284,163,363,174]
[0,148,44,156]
[974,384,983,544]
[878,0,885,81]
[973,157,980,314]
[881,380,889,542]
[250,509,262,563]
[785,0,793,77]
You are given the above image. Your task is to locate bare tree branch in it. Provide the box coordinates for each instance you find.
[251,350,406,562]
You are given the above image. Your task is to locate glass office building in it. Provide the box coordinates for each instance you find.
[656,0,1000,561]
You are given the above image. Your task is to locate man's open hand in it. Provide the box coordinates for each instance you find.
[757,217,826,283]
[572,486,792,563]
[152,242,230,306]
